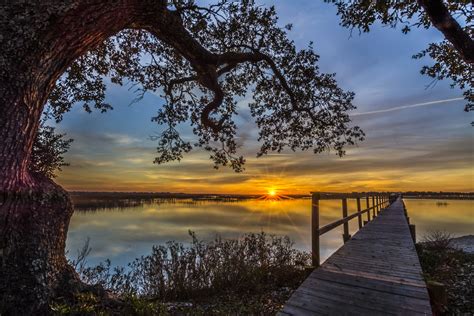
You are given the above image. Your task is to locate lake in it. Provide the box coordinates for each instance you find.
[66,198,473,268]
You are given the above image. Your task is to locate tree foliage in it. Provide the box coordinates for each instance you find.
[325,0,473,115]
[30,117,73,178]
[46,0,364,172]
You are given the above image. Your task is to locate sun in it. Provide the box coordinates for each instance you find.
[257,188,292,201]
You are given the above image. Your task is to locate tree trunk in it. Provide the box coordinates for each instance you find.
[0,69,78,315]
[0,2,147,313]
[0,2,155,314]
[0,1,216,313]
[0,179,77,314]
[0,53,83,311]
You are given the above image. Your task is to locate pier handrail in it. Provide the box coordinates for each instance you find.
[310,192,392,266]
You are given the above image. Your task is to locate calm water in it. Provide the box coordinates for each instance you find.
[66,198,473,267]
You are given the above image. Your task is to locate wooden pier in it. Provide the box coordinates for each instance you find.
[279,195,432,315]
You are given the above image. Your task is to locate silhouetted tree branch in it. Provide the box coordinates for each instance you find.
[326,0,473,115]
[47,0,364,172]
[417,0,474,64]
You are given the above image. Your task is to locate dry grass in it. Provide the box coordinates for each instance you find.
[56,232,310,315]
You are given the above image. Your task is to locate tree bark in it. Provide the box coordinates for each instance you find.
[0,178,76,314]
[0,51,82,313]
[417,0,474,64]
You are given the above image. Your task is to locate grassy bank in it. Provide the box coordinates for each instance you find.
[416,232,474,315]
[52,232,310,315]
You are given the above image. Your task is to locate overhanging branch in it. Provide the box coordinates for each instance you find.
[417,0,474,63]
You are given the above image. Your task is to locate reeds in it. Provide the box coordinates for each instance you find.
[76,231,310,301]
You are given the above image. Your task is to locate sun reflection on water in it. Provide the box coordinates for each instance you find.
[66,198,473,268]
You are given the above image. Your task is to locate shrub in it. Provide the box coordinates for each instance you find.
[417,231,474,314]
[70,232,310,314]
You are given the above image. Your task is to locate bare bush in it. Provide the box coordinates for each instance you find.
[422,230,453,252]
[77,232,310,301]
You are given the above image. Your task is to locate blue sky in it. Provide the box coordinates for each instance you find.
[54,1,473,193]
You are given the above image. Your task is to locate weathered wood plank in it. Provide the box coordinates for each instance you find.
[310,269,429,298]
[279,198,432,315]
[298,277,431,312]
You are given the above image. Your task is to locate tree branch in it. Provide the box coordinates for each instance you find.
[417,0,474,63]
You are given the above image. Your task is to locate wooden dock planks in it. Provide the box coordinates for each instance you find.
[279,198,432,315]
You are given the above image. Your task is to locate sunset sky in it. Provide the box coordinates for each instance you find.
[54,0,473,194]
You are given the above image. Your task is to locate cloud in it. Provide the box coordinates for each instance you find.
[124,158,146,164]
[103,133,142,145]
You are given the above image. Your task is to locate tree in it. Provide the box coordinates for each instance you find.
[0,0,363,313]
[30,118,73,179]
[326,0,473,114]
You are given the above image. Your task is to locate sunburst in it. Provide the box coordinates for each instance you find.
[256,188,293,201]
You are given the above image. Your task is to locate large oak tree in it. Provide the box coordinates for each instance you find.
[0,0,364,314]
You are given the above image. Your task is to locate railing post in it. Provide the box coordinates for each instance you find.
[311,193,320,267]
[366,196,371,221]
[372,195,376,217]
[356,197,362,229]
[376,195,380,214]
[342,198,350,242]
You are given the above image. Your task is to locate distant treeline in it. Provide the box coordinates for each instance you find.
[401,192,474,200]
[330,191,473,200]
[69,191,311,210]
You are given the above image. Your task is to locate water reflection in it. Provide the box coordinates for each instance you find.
[404,199,473,241]
[66,198,473,268]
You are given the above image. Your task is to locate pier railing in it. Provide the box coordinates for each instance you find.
[310,192,391,266]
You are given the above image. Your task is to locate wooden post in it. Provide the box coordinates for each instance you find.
[372,196,376,217]
[356,197,362,229]
[366,196,370,221]
[376,196,379,214]
[427,281,448,314]
[342,198,350,242]
[311,193,320,267]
